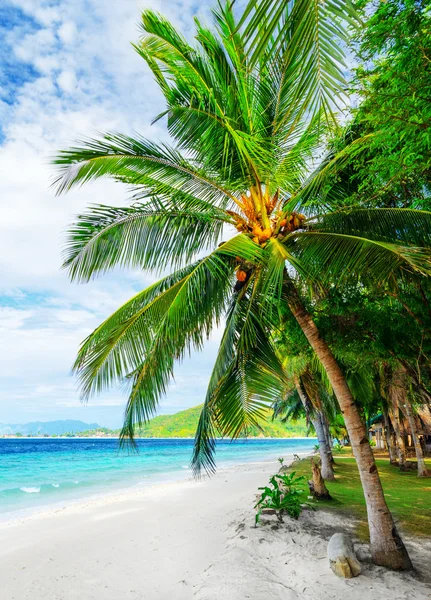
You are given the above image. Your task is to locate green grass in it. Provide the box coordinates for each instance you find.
[286,450,431,540]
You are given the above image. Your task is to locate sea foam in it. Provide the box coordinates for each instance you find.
[20,487,40,494]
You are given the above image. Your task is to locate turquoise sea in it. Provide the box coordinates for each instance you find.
[0,438,315,518]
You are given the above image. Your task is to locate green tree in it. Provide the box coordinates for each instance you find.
[53,0,431,568]
[329,0,431,207]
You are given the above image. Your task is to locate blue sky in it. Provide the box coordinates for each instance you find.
[0,0,221,427]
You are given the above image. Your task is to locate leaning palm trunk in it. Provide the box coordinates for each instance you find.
[294,377,335,480]
[289,293,412,570]
[382,408,398,465]
[402,397,429,477]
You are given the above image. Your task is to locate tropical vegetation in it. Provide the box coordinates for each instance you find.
[255,470,307,524]
[53,0,431,572]
[121,405,308,438]
[277,450,431,540]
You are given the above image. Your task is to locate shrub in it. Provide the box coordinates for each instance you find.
[255,471,308,525]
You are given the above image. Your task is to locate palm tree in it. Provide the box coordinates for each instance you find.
[52,0,431,569]
[273,352,336,480]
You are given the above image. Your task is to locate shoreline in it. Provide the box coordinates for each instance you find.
[0,451,314,528]
[1,435,316,440]
[1,453,430,600]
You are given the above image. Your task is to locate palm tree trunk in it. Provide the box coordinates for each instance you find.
[388,399,406,468]
[382,408,398,465]
[402,397,429,478]
[288,292,412,570]
[294,377,335,480]
[322,414,336,464]
[315,411,335,479]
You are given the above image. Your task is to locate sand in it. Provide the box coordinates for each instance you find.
[1,458,430,600]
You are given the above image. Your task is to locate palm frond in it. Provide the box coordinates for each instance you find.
[292,134,373,211]
[192,282,285,475]
[117,235,263,443]
[53,133,238,206]
[284,230,431,284]
[240,0,360,125]
[313,208,431,248]
[63,198,232,281]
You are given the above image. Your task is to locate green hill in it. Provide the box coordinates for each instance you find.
[131,405,308,438]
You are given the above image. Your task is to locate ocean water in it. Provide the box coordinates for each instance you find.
[0,438,315,518]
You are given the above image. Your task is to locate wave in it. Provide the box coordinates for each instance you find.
[20,487,41,494]
[52,483,60,488]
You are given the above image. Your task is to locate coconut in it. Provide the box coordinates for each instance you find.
[258,228,272,243]
[252,225,263,237]
[236,270,247,282]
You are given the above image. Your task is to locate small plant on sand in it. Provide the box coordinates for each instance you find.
[255,472,307,525]
[334,443,343,452]
[278,457,284,467]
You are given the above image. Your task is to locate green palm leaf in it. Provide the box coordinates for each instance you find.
[284,230,431,283]
[191,286,286,475]
[53,133,238,206]
[313,208,431,248]
[63,198,232,281]
[239,0,360,125]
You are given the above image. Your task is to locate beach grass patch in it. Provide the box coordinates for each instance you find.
[286,455,431,541]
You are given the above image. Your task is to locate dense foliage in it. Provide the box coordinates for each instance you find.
[336,0,431,206]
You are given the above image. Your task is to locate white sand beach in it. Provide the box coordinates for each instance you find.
[1,458,430,600]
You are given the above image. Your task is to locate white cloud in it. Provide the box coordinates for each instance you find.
[58,21,77,44]
[54,309,94,325]
[0,308,34,329]
[57,69,77,92]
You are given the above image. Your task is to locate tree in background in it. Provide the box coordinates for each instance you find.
[350,0,431,207]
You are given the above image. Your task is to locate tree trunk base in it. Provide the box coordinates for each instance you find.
[371,528,413,571]
[308,479,332,500]
[308,459,332,500]
[400,461,417,472]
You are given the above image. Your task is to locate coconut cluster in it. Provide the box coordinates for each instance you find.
[229,188,307,286]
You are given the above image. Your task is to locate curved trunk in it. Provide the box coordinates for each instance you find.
[403,397,429,478]
[294,377,335,480]
[288,294,412,570]
[382,408,398,465]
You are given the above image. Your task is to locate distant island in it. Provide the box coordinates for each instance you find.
[1,406,309,439]
[0,419,101,437]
